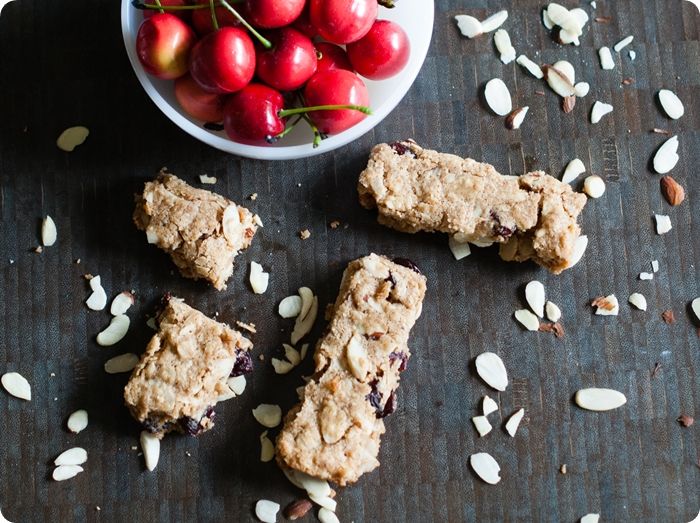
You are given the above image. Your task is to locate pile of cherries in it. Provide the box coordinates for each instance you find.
[134,0,411,147]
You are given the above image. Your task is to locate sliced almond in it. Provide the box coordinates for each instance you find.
[653,135,680,174]
[516,55,544,79]
[562,158,586,184]
[547,3,582,35]
[110,291,135,316]
[86,275,107,311]
[525,280,545,317]
[54,447,87,466]
[580,514,600,523]
[298,287,314,321]
[455,15,482,38]
[484,78,512,116]
[629,49,636,60]
[482,395,498,416]
[590,101,613,124]
[583,175,606,198]
[639,272,654,281]
[655,214,672,235]
[628,293,647,311]
[260,431,275,462]
[546,301,562,322]
[199,174,217,184]
[67,409,88,434]
[252,404,282,428]
[96,315,130,346]
[569,7,590,28]
[222,204,241,244]
[52,465,84,481]
[542,8,554,30]
[515,309,540,331]
[470,452,501,484]
[42,215,57,247]
[598,46,615,69]
[543,65,576,97]
[1,372,31,401]
[558,28,580,46]
[249,262,269,294]
[345,335,370,381]
[505,107,529,130]
[592,294,619,316]
[104,353,139,374]
[494,29,516,64]
[308,494,337,512]
[691,297,700,322]
[271,358,294,375]
[472,415,493,437]
[475,352,508,391]
[651,260,659,272]
[255,500,280,523]
[291,295,317,345]
[574,82,590,97]
[505,408,525,437]
[575,388,627,411]
[480,10,508,32]
[613,35,634,52]
[552,60,575,83]
[283,344,301,366]
[140,431,160,471]
[278,295,302,318]
[296,471,332,499]
[658,89,684,120]
[448,235,471,260]
[566,234,588,269]
[227,375,246,395]
[318,508,340,523]
[56,126,89,152]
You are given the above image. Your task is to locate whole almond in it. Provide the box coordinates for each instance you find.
[660,176,685,206]
[284,499,313,520]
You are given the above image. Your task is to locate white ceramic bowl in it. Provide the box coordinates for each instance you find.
[121,1,434,160]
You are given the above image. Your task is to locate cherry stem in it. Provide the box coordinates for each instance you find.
[218,0,272,48]
[153,0,163,14]
[301,115,324,148]
[209,0,219,30]
[268,116,303,143]
[131,0,244,12]
[279,104,372,118]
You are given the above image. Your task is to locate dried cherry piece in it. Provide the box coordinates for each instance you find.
[389,351,408,371]
[230,349,254,376]
[392,257,421,274]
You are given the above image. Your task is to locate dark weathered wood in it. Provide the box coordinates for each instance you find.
[1,1,699,521]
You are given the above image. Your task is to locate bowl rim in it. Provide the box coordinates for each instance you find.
[120,0,435,161]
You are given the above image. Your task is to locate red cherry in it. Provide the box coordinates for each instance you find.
[144,0,190,22]
[309,0,377,44]
[347,20,410,80]
[191,0,243,36]
[256,28,317,92]
[223,84,286,144]
[303,69,370,134]
[315,42,353,74]
[189,27,256,94]
[293,4,318,39]
[136,13,196,80]
[245,0,305,29]
[174,74,226,122]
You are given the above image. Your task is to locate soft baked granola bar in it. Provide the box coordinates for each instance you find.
[276,254,426,486]
[358,141,588,273]
[124,297,253,438]
[133,171,259,290]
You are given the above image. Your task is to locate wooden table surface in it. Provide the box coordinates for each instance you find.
[1,1,699,521]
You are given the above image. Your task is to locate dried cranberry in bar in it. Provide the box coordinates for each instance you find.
[358,142,588,274]
[124,297,253,439]
[133,171,260,290]
[276,254,426,486]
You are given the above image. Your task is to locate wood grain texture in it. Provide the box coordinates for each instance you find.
[0,0,699,521]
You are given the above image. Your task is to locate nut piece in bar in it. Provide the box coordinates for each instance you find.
[276,254,426,486]
[134,171,259,290]
[124,297,253,438]
[358,141,587,273]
